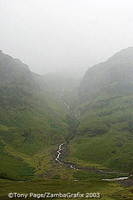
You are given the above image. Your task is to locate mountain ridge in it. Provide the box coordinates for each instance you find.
[79,47,133,102]
[67,47,133,173]
[0,50,69,180]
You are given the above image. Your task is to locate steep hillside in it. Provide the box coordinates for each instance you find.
[0,51,68,180]
[68,47,133,173]
[79,47,133,102]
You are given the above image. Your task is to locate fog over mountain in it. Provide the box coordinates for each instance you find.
[1,0,133,198]
[80,47,133,101]
[0,0,133,77]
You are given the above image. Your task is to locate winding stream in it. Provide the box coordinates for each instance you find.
[56,101,129,181]
[55,143,77,169]
[55,143,64,164]
[55,143,129,182]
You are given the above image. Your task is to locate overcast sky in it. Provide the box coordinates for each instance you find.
[0,0,133,76]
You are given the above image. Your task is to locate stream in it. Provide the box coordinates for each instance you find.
[55,143,129,182]
[55,143,64,164]
[56,101,129,181]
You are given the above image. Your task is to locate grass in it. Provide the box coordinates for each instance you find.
[0,142,34,180]
[0,179,133,200]
[67,95,133,173]
[0,94,69,180]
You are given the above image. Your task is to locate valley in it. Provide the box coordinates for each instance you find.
[0,48,133,199]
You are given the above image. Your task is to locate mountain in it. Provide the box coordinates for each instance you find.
[68,47,133,173]
[0,49,133,199]
[0,51,68,180]
[79,47,133,102]
[0,47,133,182]
[0,51,40,107]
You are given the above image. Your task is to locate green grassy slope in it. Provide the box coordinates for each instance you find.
[0,51,69,180]
[68,48,133,173]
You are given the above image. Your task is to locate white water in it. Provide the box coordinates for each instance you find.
[102,177,129,181]
[64,102,70,110]
[57,101,129,181]
[55,143,64,164]
[55,143,129,182]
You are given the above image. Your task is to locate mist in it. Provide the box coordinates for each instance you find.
[0,0,133,77]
